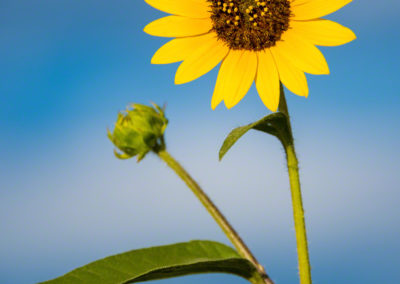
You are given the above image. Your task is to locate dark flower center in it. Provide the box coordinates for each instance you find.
[208,0,291,51]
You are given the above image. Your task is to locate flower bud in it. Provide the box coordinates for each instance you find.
[108,103,168,161]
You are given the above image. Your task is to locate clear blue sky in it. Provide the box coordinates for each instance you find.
[1,0,399,283]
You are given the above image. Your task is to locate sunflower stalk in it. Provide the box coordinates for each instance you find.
[278,86,312,284]
[157,149,274,284]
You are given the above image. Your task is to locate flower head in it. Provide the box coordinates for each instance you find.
[144,0,356,111]
[108,103,168,161]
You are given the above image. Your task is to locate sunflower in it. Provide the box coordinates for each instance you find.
[143,0,356,111]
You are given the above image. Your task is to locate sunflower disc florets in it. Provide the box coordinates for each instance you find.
[209,0,291,51]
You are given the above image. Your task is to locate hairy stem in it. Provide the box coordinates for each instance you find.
[279,87,312,284]
[285,144,312,284]
[157,149,274,284]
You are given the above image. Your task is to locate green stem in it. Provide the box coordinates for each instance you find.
[157,149,274,284]
[279,87,312,284]
[285,144,312,284]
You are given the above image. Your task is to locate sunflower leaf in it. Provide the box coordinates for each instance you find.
[219,112,291,161]
[38,240,260,284]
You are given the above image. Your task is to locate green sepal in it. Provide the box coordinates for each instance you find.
[38,240,262,284]
[113,149,134,160]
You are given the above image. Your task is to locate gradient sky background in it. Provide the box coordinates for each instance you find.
[1,0,399,283]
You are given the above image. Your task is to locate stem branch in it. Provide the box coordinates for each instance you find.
[157,149,273,284]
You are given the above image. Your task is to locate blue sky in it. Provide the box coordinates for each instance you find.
[1,0,399,283]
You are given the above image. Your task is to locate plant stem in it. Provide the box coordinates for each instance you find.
[157,149,274,284]
[285,144,311,284]
[279,88,312,284]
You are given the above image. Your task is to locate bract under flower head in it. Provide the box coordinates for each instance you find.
[108,103,168,161]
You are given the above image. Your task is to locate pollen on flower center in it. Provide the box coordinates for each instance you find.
[209,0,291,51]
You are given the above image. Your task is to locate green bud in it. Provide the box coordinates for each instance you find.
[108,103,168,161]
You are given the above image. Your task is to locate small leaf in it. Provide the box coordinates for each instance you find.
[39,240,260,284]
[219,112,291,160]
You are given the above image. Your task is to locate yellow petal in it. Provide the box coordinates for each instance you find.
[144,16,212,38]
[292,0,352,20]
[291,0,309,6]
[175,33,229,84]
[290,19,356,46]
[144,0,211,18]
[151,33,215,64]
[273,29,329,75]
[211,50,257,109]
[256,50,280,112]
[270,47,309,97]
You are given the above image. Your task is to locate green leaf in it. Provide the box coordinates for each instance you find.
[39,240,260,284]
[219,112,291,161]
